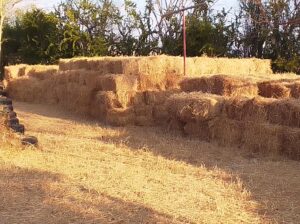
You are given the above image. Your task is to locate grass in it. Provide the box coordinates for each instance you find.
[0,101,300,223]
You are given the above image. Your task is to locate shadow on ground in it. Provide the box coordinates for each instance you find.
[0,166,177,224]
[13,101,300,223]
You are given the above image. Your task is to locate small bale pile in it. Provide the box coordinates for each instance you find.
[180,75,258,97]
[166,92,300,159]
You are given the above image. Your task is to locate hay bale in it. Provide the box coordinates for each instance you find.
[282,128,300,160]
[223,97,272,123]
[267,99,300,128]
[223,97,300,129]
[180,77,210,93]
[209,118,244,147]
[95,91,121,109]
[4,64,58,81]
[242,122,283,155]
[288,82,300,98]
[98,74,138,92]
[130,92,146,106]
[134,105,153,116]
[106,108,135,126]
[258,81,291,98]
[213,75,258,97]
[166,93,224,123]
[26,66,58,80]
[183,122,210,141]
[144,90,180,105]
[153,105,169,124]
[135,116,155,126]
[4,64,27,80]
[180,75,258,97]
[167,118,185,132]
[116,91,137,108]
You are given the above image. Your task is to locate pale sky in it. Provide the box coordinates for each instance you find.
[18,0,239,12]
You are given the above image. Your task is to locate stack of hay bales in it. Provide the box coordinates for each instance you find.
[166,92,300,159]
[3,56,275,127]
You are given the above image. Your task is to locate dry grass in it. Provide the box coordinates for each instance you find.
[0,102,299,223]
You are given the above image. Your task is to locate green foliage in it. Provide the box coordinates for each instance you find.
[3,9,60,64]
[272,56,300,74]
[1,0,299,74]
[185,15,231,57]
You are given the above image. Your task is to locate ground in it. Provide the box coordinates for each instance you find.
[0,101,299,224]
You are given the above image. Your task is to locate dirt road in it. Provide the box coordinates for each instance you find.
[0,101,299,223]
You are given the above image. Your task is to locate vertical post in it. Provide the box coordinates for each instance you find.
[182,8,187,76]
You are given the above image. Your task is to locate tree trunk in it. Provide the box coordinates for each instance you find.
[0,15,4,76]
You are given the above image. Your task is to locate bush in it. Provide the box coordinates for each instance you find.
[272,55,300,75]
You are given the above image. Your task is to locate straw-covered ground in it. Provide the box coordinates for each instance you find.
[0,101,299,224]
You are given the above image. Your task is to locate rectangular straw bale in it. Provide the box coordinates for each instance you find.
[135,115,155,126]
[242,122,283,155]
[116,91,137,108]
[267,99,300,128]
[166,93,224,123]
[106,107,135,126]
[144,90,180,105]
[258,81,291,98]
[180,75,258,97]
[55,71,69,85]
[213,75,258,97]
[183,122,210,141]
[167,118,185,132]
[223,97,273,123]
[165,73,183,89]
[130,92,146,106]
[78,70,102,89]
[180,77,211,92]
[26,65,58,80]
[98,74,138,92]
[209,118,244,147]
[4,64,27,80]
[94,91,122,110]
[134,105,153,116]
[287,82,300,98]
[153,105,169,123]
[282,127,300,160]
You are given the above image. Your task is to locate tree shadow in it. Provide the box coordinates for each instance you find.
[0,166,178,224]
[96,126,300,223]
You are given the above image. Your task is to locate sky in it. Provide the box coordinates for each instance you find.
[19,0,239,12]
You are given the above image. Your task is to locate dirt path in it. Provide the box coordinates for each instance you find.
[0,101,299,223]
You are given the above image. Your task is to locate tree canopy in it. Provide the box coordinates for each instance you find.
[1,0,299,75]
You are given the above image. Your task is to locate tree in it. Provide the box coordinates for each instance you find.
[3,8,60,64]
[236,0,300,73]
[0,0,22,74]
[55,0,119,57]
